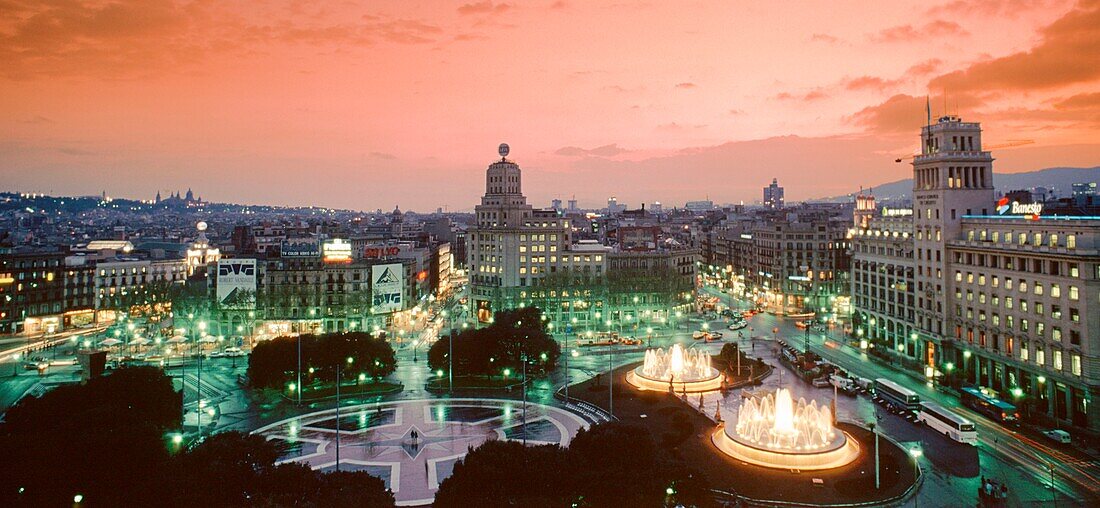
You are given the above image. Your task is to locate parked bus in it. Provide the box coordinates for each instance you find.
[918,401,978,444]
[960,387,1019,424]
[874,378,921,413]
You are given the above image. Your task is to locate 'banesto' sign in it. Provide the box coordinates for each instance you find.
[997,197,1043,216]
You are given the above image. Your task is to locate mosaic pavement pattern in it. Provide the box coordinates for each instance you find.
[252,398,589,506]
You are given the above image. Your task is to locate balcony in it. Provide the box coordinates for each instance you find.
[912,150,991,164]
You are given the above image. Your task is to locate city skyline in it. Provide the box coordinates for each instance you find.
[3,0,1099,211]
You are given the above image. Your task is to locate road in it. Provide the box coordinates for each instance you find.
[700,284,1099,506]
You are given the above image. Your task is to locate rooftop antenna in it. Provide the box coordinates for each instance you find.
[925,96,931,127]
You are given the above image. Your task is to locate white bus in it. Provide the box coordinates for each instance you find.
[918,401,977,445]
[874,378,921,413]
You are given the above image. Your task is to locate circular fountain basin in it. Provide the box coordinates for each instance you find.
[713,424,860,470]
[626,344,724,393]
[712,389,860,470]
[626,367,724,393]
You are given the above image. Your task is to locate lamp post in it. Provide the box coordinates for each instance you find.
[869,416,880,489]
[606,320,614,418]
[335,356,353,472]
[522,350,527,446]
[448,329,454,394]
[196,345,203,435]
[297,333,302,406]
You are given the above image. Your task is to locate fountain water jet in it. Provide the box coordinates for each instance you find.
[713,388,860,470]
[627,344,722,392]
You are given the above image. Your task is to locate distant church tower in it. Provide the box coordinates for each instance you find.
[155,191,162,203]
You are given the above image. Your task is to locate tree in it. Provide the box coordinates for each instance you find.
[428,307,560,378]
[434,422,712,508]
[248,332,397,389]
[168,432,396,508]
[0,375,395,508]
[434,440,573,508]
[0,367,181,506]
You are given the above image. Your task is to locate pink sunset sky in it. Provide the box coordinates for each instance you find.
[2,0,1099,211]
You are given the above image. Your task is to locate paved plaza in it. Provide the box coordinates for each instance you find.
[251,398,589,506]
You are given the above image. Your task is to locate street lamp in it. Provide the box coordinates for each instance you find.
[335,356,353,472]
[868,418,880,489]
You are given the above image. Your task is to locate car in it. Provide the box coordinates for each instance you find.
[207,351,226,358]
[22,360,49,371]
[795,321,809,329]
[224,347,245,357]
[812,376,831,388]
[728,322,747,331]
[692,330,707,340]
[619,336,642,346]
[1042,429,1071,444]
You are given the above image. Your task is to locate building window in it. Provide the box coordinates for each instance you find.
[1072,353,1082,376]
[1053,350,1062,371]
[1068,286,1079,300]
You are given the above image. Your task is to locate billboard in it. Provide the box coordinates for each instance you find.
[371,263,404,313]
[323,239,352,263]
[281,239,319,258]
[216,259,257,309]
[362,244,403,259]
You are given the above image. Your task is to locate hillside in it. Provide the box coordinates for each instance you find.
[810,166,1099,203]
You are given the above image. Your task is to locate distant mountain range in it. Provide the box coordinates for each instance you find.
[810,166,1099,203]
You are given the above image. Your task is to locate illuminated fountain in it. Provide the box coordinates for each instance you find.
[626,344,723,392]
[713,388,860,470]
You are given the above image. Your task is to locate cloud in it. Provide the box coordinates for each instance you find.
[924,0,1058,19]
[549,1,568,9]
[928,0,1100,93]
[774,90,828,102]
[0,1,445,79]
[56,147,97,156]
[810,33,840,43]
[1054,92,1100,110]
[844,76,901,92]
[655,122,706,132]
[675,82,697,89]
[532,135,913,204]
[728,109,745,115]
[457,2,512,15]
[19,116,55,125]
[454,33,490,41]
[904,58,943,77]
[871,20,969,42]
[848,93,983,133]
[554,144,630,157]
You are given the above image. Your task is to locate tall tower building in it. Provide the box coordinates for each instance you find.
[468,144,574,322]
[912,115,993,359]
[853,188,876,228]
[763,178,784,209]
